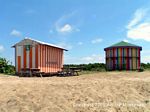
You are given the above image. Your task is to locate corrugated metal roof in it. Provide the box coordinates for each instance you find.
[12,37,68,51]
[104,41,142,50]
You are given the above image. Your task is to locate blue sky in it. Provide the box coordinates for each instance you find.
[0,0,150,64]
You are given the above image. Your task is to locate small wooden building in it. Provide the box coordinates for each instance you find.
[12,38,67,74]
[104,41,142,71]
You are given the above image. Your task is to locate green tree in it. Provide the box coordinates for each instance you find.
[0,57,15,74]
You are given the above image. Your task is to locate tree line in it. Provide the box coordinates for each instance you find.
[64,63,106,72]
[64,63,150,71]
[141,63,150,70]
[0,57,150,74]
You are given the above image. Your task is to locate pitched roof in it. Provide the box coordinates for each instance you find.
[12,37,68,51]
[110,41,140,47]
[104,41,142,50]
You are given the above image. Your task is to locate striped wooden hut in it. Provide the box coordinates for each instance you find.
[104,41,142,71]
[12,38,67,74]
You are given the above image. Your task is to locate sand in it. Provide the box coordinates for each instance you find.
[0,71,149,112]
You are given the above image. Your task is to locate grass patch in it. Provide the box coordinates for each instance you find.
[0,73,15,76]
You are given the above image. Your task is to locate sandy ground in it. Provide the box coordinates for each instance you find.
[0,72,150,112]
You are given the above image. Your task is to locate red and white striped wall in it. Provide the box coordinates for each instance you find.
[38,44,63,73]
[15,44,64,73]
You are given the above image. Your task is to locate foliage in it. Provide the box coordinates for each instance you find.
[0,57,15,75]
[141,63,150,70]
[64,63,150,72]
[64,63,106,72]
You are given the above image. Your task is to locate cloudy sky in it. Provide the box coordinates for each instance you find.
[0,0,150,64]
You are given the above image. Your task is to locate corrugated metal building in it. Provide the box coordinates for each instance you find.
[104,41,142,70]
[12,38,67,73]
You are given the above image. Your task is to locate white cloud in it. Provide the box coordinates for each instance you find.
[126,8,150,41]
[56,42,73,50]
[77,42,83,45]
[64,54,104,64]
[59,24,72,33]
[141,50,150,63]
[142,50,150,54]
[123,39,129,42]
[0,45,4,53]
[127,8,147,29]
[127,23,150,41]
[91,38,103,44]
[81,54,104,63]
[141,56,150,63]
[10,29,22,37]
[54,11,80,34]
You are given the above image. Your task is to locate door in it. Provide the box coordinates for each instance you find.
[17,56,21,72]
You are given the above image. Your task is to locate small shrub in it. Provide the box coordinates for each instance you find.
[0,57,15,75]
[138,68,144,72]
